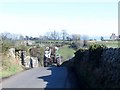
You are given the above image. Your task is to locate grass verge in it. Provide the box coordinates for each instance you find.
[0,55,23,78]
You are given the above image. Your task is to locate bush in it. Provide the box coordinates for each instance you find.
[1,40,14,54]
[89,44,107,51]
[74,48,86,59]
[88,44,107,68]
[70,42,81,51]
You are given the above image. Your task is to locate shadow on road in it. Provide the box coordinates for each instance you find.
[37,66,70,88]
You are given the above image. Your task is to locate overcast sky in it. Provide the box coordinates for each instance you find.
[0,0,118,37]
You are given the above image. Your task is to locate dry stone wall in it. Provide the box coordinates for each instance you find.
[74,48,120,88]
[7,48,39,68]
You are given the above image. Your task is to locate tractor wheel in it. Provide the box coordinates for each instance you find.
[44,58,49,67]
[56,57,61,67]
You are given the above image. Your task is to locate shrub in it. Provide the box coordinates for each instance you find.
[89,44,107,51]
[1,40,14,54]
[89,44,107,68]
[70,42,81,51]
[74,48,87,67]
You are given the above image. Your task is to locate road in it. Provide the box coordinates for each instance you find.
[1,66,78,89]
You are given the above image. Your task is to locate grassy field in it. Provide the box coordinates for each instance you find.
[41,40,120,48]
[58,45,75,61]
[89,41,119,48]
[58,41,119,62]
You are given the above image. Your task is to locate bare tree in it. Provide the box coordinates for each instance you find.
[72,34,81,42]
[70,34,81,50]
[50,30,60,41]
[61,30,68,44]
[1,32,11,40]
[25,36,29,40]
[100,36,104,41]
[44,32,51,40]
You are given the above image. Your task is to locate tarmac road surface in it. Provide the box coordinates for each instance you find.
[1,66,78,89]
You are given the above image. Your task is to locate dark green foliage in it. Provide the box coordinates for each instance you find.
[88,44,107,68]
[89,44,107,51]
[70,42,81,51]
[1,40,15,54]
[74,48,86,60]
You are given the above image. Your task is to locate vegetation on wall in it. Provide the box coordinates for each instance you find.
[89,44,107,68]
[73,44,120,88]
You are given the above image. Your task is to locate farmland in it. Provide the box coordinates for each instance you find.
[1,39,119,78]
[89,41,119,48]
[58,45,75,61]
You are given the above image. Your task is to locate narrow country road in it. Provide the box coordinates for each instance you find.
[1,66,78,89]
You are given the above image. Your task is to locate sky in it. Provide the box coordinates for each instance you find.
[0,0,119,38]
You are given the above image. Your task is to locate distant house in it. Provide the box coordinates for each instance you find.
[110,33,118,40]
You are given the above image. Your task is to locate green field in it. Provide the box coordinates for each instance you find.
[89,41,119,48]
[39,40,119,48]
[58,41,119,62]
[58,45,75,61]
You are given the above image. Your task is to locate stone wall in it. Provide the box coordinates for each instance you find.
[74,48,120,88]
[7,48,39,68]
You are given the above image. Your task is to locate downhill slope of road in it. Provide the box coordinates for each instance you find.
[1,66,78,89]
